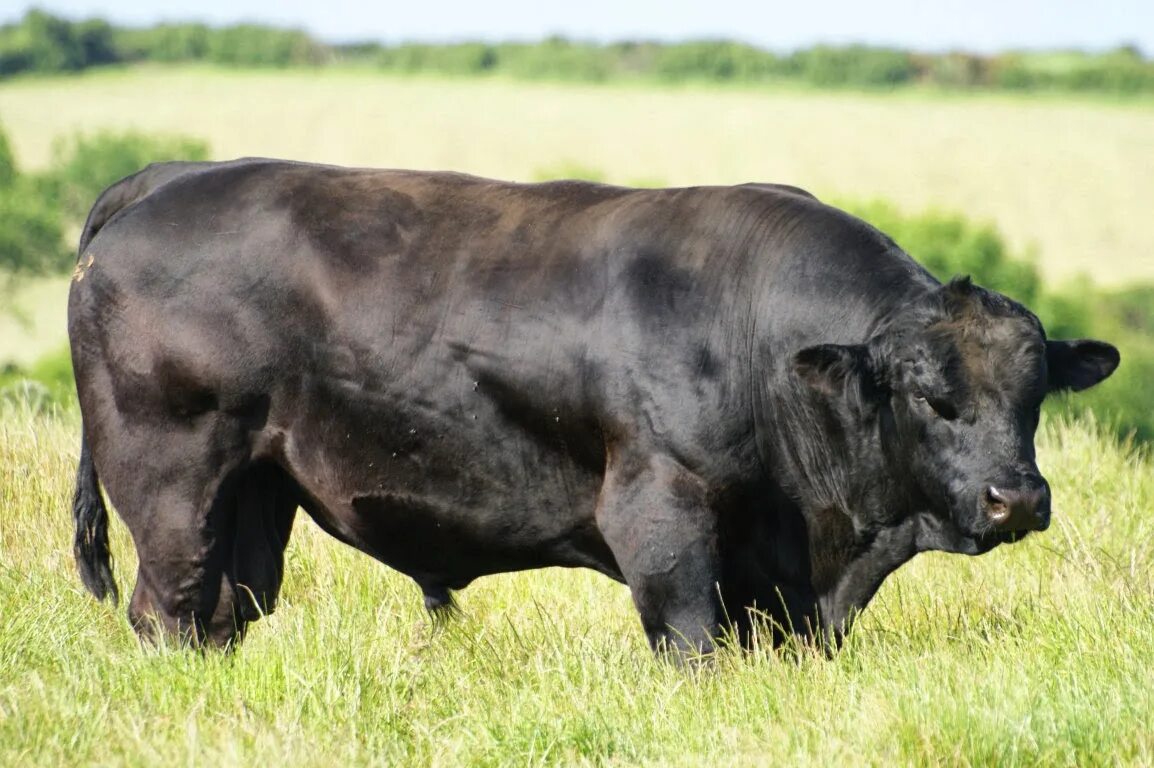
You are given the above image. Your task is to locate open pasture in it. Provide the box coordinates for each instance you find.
[2,406,1153,765]
[1,66,1152,290]
[2,67,1154,765]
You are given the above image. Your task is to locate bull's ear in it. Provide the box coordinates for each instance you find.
[1046,339,1120,392]
[794,344,868,395]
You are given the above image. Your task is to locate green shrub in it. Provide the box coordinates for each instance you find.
[0,121,208,280]
[0,9,86,75]
[0,345,75,413]
[1054,286,1154,443]
[788,45,917,88]
[38,130,209,220]
[113,23,211,63]
[377,43,497,75]
[204,24,325,67]
[919,52,987,88]
[0,124,67,276]
[651,40,779,82]
[0,126,16,187]
[0,186,68,275]
[497,39,614,82]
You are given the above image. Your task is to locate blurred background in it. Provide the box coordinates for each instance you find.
[1,1,1151,441]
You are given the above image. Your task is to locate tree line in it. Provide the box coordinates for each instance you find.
[2,9,1153,94]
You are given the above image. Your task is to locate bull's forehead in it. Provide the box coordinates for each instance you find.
[925,312,1046,401]
[880,279,1048,413]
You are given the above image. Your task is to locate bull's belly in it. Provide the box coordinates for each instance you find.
[274,381,620,590]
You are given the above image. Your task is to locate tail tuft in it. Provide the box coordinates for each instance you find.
[73,435,118,604]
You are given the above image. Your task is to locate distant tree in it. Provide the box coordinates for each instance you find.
[1,9,1153,96]
[114,23,211,63]
[74,18,116,67]
[0,9,85,73]
[205,24,324,67]
[790,45,916,87]
[652,40,778,82]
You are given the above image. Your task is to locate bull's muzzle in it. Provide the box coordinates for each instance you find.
[982,480,1051,531]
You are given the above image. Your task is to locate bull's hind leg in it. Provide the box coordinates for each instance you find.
[123,459,298,648]
[118,450,242,647]
[99,411,297,648]
[595,452,724,657]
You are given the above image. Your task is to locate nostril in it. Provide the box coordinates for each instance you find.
[985,485,1010,522]
[984,481,1051,531]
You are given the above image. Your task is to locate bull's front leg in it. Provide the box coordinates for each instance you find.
[595,451,724,658]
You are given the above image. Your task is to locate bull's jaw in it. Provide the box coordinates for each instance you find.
[911,509,1033,555]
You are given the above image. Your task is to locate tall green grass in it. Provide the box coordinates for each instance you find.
[2,404,1152,765]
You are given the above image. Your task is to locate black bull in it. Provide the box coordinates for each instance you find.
[68,159,1119,654]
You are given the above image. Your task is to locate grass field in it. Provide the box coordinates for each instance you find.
[1,66,1152,292]
[2,404,1153,765]
[2,68,1153,765]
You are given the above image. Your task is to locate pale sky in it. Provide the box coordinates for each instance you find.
[6,0,1153,54]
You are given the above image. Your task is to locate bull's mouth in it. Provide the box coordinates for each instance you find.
[972,528,1032,552]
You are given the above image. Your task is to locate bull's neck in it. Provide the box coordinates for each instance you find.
[752,380,922,637]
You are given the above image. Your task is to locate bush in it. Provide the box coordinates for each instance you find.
[0,9,86,75]
[0,125,67,276]
[38,130,209,221]
[0,121,208,279]
[204,24,325,67]
[918,52,987,88]
[651,40,779,82]
[788,46,917,88]
[0,345,75,413]
[0,127,15,188]
[378,43,497,75]
[0,187,68,275]
[497,38,614,82]
[113,23,211,63]
[1052,286,1154,444]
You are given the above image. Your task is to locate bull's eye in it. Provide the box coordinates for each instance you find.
[913,393,958,421]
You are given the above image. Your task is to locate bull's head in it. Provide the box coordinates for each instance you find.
[794,277,1118,554]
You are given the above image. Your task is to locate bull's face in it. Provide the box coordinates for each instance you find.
[795,278,1119,554]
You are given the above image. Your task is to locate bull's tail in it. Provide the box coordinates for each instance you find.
[72,177,125,605]
[73,432,118,603]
